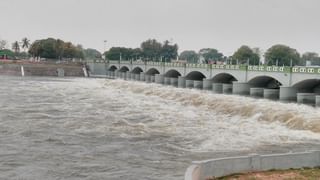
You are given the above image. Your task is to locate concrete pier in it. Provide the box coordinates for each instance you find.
[263,89,279,100]
[129,73,135,80]
[279,86,297,102]
[297,93,316,105]
[250,88,264,98]
[164,77,171,85]
[134,74,140,81]
[178,76,186,88]
[150,75,155,83]
[186,80,194,88]
[145,74,151,83]
[203,79,213,90]
[139,73,145,81]
[155,74,164,84]
[114,70,119,78]
[119,72,124,79]
[222,84,233,94]
[126,72,131,80]
[212,83,223,94]
[170,78,178,87]
[194,80,203,89]
[316,96,320,107]
[232,82,251,95]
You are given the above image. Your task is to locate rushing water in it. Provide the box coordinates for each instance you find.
[0,76,320,180]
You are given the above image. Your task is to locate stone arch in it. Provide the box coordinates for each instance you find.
[248,76,282,89]
[211,73,237,84]
[146,68,160,75]
[119,66,130,72]
[131,67,143,74]
[292,79,320,93]
[185,71,206,80]
[165,69,181,78]
[108,65,117,71]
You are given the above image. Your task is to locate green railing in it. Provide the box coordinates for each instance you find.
[106,60,320,74]
[247,65,291,73]
[292,67,320,74]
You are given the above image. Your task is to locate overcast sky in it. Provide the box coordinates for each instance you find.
[1,0,320,56]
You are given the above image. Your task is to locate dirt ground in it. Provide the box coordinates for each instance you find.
[208,168,320,180]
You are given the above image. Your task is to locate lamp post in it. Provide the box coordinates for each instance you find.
[103,40,107,60]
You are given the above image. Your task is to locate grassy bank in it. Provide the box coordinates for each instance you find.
[208,167,320,180]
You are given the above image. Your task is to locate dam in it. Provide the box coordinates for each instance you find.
[89,60,320,106]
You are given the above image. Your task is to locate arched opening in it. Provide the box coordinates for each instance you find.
[211,73,237,84]
[165,69,181,78]
[248,76,282,89]
[108,65,117,71]
[146,68,160,75]
[119,66,129,72]
[185,71,206,80]
[131,67,143,74]
[292,79,320,93]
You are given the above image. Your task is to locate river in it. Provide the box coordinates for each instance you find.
[0,76,320,180]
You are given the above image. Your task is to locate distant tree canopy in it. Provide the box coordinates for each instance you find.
[12,41,20,53]
[301,52,320,66]
[105,47,140,60]
[0,39,7,50]
[232,45,260,65]
[83,48,102,60]
[179,50,198,63]
[264,44,300,66]
[140,39,178,61]
[199,48,224,62]
[105,39,178,62]
[28,38,84,60]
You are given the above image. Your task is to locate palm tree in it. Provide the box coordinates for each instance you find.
[12,41,20,53]
[21,38,30,52]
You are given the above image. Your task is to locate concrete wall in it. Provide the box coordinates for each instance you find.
[0,64,22,76]
[87,62,106,75]
[0,63,85,77]
[185,151,320,180]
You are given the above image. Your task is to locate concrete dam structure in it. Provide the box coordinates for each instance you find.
[88,60,320,106]
[0,62,87,77]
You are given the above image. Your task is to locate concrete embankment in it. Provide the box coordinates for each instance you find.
[185,151,320,180]
[0,61,86,77]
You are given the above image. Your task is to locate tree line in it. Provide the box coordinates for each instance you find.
[0,38,102,61]
[180,45,320,66]
[104,39,178,62]
[1,37,319,66]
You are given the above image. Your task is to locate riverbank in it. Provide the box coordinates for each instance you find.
[210,167,320,179]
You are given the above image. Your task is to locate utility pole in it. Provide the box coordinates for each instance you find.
[103,40,107,60]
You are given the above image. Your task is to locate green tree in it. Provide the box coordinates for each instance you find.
[199,48,223,63]
[160,40,178,62]
[302,52,320,66]
[28,38,85,60]
[264,44,300,66]
[12,41,20,53]
[105,47,128,60]
[21,38,30,52]
[28,40,42,59]
[179,50,198,63]
[83,48,102,60]
[0,39,7,50]
[39,38,57,59]
[232,45,260,65]
[141,39,162,61]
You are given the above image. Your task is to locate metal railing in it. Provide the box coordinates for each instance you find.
[103,60,320,74]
